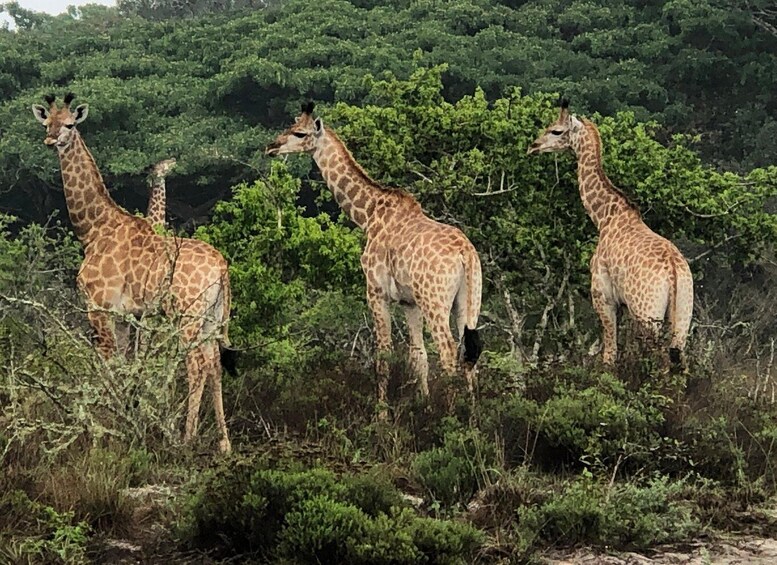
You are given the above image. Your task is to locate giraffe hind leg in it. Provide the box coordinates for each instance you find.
[205,342,231,453]
[87,309,118,359]
[184,344,208,444]
[591,288,617,365]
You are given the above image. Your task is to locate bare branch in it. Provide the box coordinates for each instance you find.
[688,233,741,263]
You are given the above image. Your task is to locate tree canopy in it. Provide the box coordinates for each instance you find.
[1,0,776,226]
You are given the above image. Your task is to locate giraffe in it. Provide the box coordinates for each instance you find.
[32,94,233,452]
[265,102,483,408]
[146,157,176,229]
[114,157,178,355]
[527,99,693,367]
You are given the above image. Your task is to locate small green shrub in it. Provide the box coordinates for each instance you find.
[480,368,674,473]
[499,471,699,553]
[180,460,483,563]
[413,427,498,508]
[278,496,420,564]
[0,490,90,565]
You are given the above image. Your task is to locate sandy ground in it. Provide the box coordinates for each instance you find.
[545,536,777,564]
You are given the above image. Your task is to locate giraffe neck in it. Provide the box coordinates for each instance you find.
[312,129,389,229]
[570,120,635,230]
[147,177,166,228]
[57,132,126,245]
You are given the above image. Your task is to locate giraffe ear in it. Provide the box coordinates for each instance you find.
[73,104,89,123]
[314,117,324,136]
[32,104,49,124]
[570,115,583,131]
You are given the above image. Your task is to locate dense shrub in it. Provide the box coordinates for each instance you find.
[181,460,483,563]
[413,427,499,508]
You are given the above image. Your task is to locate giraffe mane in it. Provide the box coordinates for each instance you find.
[582,119,641,216]
[327,128,413,197]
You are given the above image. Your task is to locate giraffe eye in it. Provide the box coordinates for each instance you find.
[292,132,307,138]
[550,129,563,135]
[64,124,75,129]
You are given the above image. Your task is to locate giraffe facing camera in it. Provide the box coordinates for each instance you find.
[31,94,234,453]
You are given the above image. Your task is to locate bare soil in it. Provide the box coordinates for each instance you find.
[545,536,777,564]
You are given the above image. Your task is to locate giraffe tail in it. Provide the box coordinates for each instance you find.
[461,248,483,366]
[667,258,693,367]
[217,268,238,376]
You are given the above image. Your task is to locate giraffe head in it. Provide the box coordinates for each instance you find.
[265,102,324,156]
[31,93,89,150]
[150,158,177,182]
[527,98,583,155]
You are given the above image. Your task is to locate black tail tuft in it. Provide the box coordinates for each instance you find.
[669,347,682,366]
[463,326,483,366]
[220,346,239,376]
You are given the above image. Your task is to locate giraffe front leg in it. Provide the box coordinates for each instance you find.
[403,304,429,397]
[591,282,618,366]
[87,310,117,359]
[367,286,393,413]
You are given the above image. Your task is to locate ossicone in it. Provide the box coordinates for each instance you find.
[560,97,570,109]
[63,92,75,106]
[43,94,55,106]
[302,101,315,115]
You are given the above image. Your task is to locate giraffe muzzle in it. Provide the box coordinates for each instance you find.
[527,143,541,155]
[265,143,280,156]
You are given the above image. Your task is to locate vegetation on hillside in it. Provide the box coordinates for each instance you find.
[2,0,777,226]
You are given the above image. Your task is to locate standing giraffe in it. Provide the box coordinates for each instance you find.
[527,99,693,366]
[265,102,483,407]
[146,157,176,229]
[32,94,232,452]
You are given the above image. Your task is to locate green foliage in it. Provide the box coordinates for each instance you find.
[196,160,363,351]
[181,461,483,563]
[513,471,699,551]
[0,213,81,297]
[413,426,499,507]
[0,490,90,565]
[3,0,777,225]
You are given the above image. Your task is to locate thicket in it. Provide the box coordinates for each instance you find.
[2,0,777,228]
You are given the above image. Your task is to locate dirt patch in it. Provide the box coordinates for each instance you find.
[545,536,777,564]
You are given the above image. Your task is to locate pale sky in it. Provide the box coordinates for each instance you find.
[1,0,116,30]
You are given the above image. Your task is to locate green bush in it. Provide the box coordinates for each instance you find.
[0,490,90,565]
[473,469,699,555]
[413,427,498,508]
[530,472,698,549]
[180,460,483,563]
[479,368,670,473]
